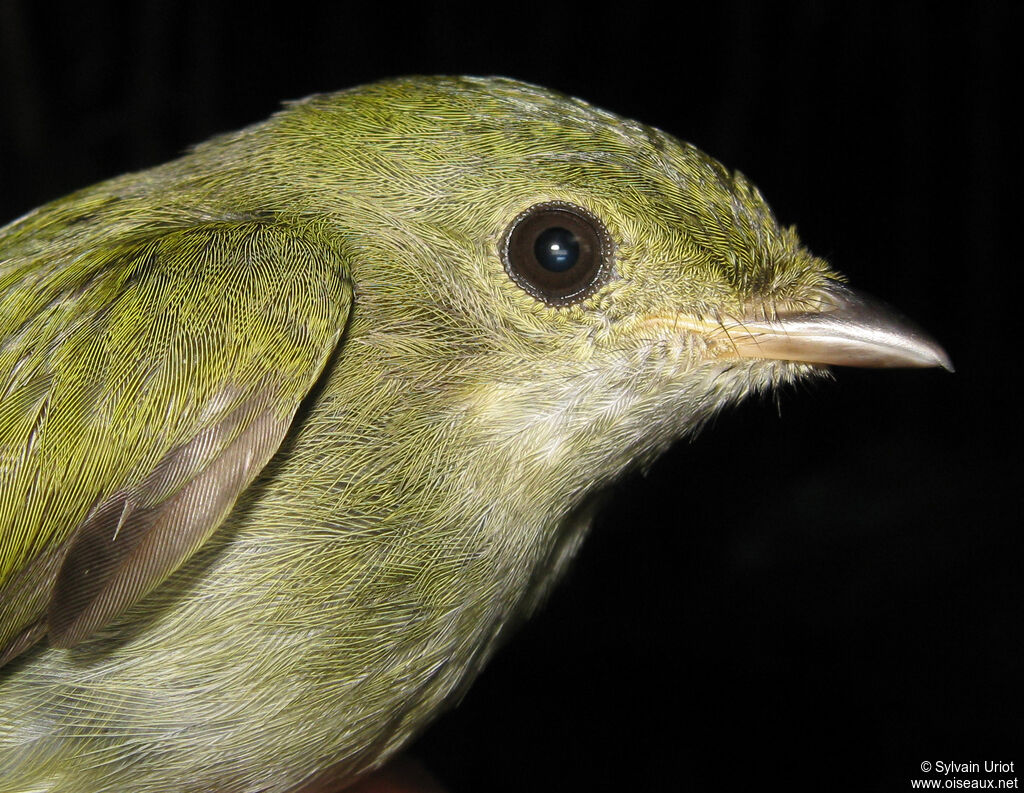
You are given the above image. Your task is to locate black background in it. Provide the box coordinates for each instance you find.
[0,3,1018,791]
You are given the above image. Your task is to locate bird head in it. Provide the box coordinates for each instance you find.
[206,76,947,477]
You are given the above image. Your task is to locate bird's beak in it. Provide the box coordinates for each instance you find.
[707,282,953,371]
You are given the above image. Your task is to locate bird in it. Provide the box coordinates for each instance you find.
[0,76,950,792]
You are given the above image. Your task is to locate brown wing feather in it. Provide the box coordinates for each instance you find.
[0,219,352,662]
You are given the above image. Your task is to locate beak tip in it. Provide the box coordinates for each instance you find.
[912,348,954,372]
[895,332,953,372]
[821,284,955,372]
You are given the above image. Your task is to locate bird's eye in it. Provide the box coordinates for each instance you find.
[503,202,613,306]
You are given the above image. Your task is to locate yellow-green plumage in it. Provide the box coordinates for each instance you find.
[0,76,947,792]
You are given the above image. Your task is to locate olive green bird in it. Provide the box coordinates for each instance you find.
[0,76,949,792]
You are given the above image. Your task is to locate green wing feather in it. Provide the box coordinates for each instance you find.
[0,219,352,661]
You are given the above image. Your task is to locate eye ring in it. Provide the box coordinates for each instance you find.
[502,201,614,306]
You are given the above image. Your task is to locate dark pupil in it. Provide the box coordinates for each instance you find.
[533,227,579,272]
